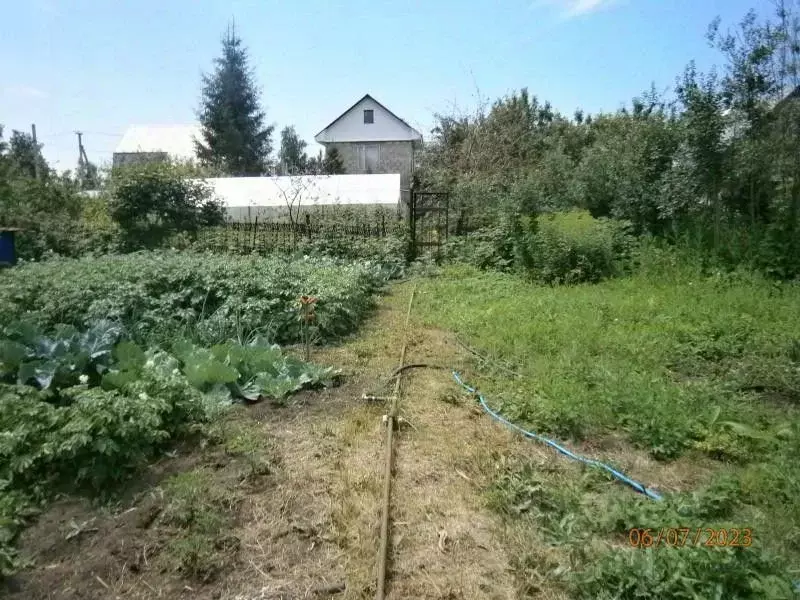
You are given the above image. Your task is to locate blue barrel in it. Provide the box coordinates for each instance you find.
[0,229,19,267]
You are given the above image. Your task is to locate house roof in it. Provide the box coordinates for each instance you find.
[773,85,800,113]
[200,173,401,208]
[114,124,201,160]
[314,94,422,142]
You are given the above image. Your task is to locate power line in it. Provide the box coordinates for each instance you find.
[38,131,124,139]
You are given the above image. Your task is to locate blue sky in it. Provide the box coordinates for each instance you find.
[1,0,769,172]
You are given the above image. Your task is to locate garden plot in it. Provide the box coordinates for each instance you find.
[0,251,389,588]
[0,251,388,345]
[3,256,800,599]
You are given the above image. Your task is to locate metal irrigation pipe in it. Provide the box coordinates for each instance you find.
[376,283,416,600]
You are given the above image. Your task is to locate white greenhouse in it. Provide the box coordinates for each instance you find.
[200,173,403,222]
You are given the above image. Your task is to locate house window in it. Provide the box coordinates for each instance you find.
[363,109,374,124]
[356,144,380,172]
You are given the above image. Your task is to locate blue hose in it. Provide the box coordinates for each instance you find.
[452,371,663,501]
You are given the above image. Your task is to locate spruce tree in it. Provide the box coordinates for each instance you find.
[196,24,273,175]
[323,147,345,174]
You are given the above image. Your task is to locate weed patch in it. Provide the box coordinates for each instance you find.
[158,469,241,582]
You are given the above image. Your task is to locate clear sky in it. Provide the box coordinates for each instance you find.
[1,0,770,172]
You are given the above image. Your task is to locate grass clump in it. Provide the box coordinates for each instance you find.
[221,419,273,480]
[158,469,240,582]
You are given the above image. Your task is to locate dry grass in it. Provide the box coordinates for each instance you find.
[223,283,559,599]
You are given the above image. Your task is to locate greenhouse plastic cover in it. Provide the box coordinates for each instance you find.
[201,174,401,207]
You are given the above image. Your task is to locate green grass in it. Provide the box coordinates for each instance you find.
[416,261,800,598]
[417,264,799,458]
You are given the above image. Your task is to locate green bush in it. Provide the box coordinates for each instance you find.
[445,210,632,284]
[0,381,199,494]
[2,177,84,260]
[529,211,633,284]
[109,162,225,250]
[444,220,518,272]
[74,193,122,255]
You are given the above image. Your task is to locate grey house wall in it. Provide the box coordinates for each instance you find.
[112,151,169,168]
[325,141,415,187]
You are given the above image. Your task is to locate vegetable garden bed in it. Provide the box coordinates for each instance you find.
[0,251,390,346]
[0,251,388,579]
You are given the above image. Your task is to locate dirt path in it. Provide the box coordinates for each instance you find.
[226,283,545,599]
[6,284,558,600]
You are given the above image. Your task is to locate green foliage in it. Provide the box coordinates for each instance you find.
[445,226,517,272]
[0,486,35,577]
[529,211,633,284]
[195,24,274,175]
[574,100,679,234]
[75,192,122,255]
[0,319,121,392]
[417,259,800,461]
[443,176,541,272]
[323,147,345,175]
[105,337,338,404]
[0,381,200,494]
[7,131,48,181]
[422,5,800,280]
[159,470,240,581]
[109,162,224,250]
[0,252,385,346]
[295,233,407,279]
[0,126,119,261]
[447,211,632,285]
[0,329,331,497]
[488,459,797,598]
[420,257,800,595]
[572,475,795,599]
[572,545,794,599]
[76,160,99,191]
[278,125,308,175]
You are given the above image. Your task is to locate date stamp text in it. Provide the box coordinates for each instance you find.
[628,527,753,548]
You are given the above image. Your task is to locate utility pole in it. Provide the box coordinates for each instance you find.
[31,124,40,180]
[75,131,89,187]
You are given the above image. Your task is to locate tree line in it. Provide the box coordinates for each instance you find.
[421,3,800,279]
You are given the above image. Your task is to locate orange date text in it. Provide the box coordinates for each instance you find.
[627,527,753,548]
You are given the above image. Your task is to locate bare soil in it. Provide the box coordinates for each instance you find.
[3,284,688,600]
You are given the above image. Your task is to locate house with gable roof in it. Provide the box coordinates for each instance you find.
[314,94,422,187]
